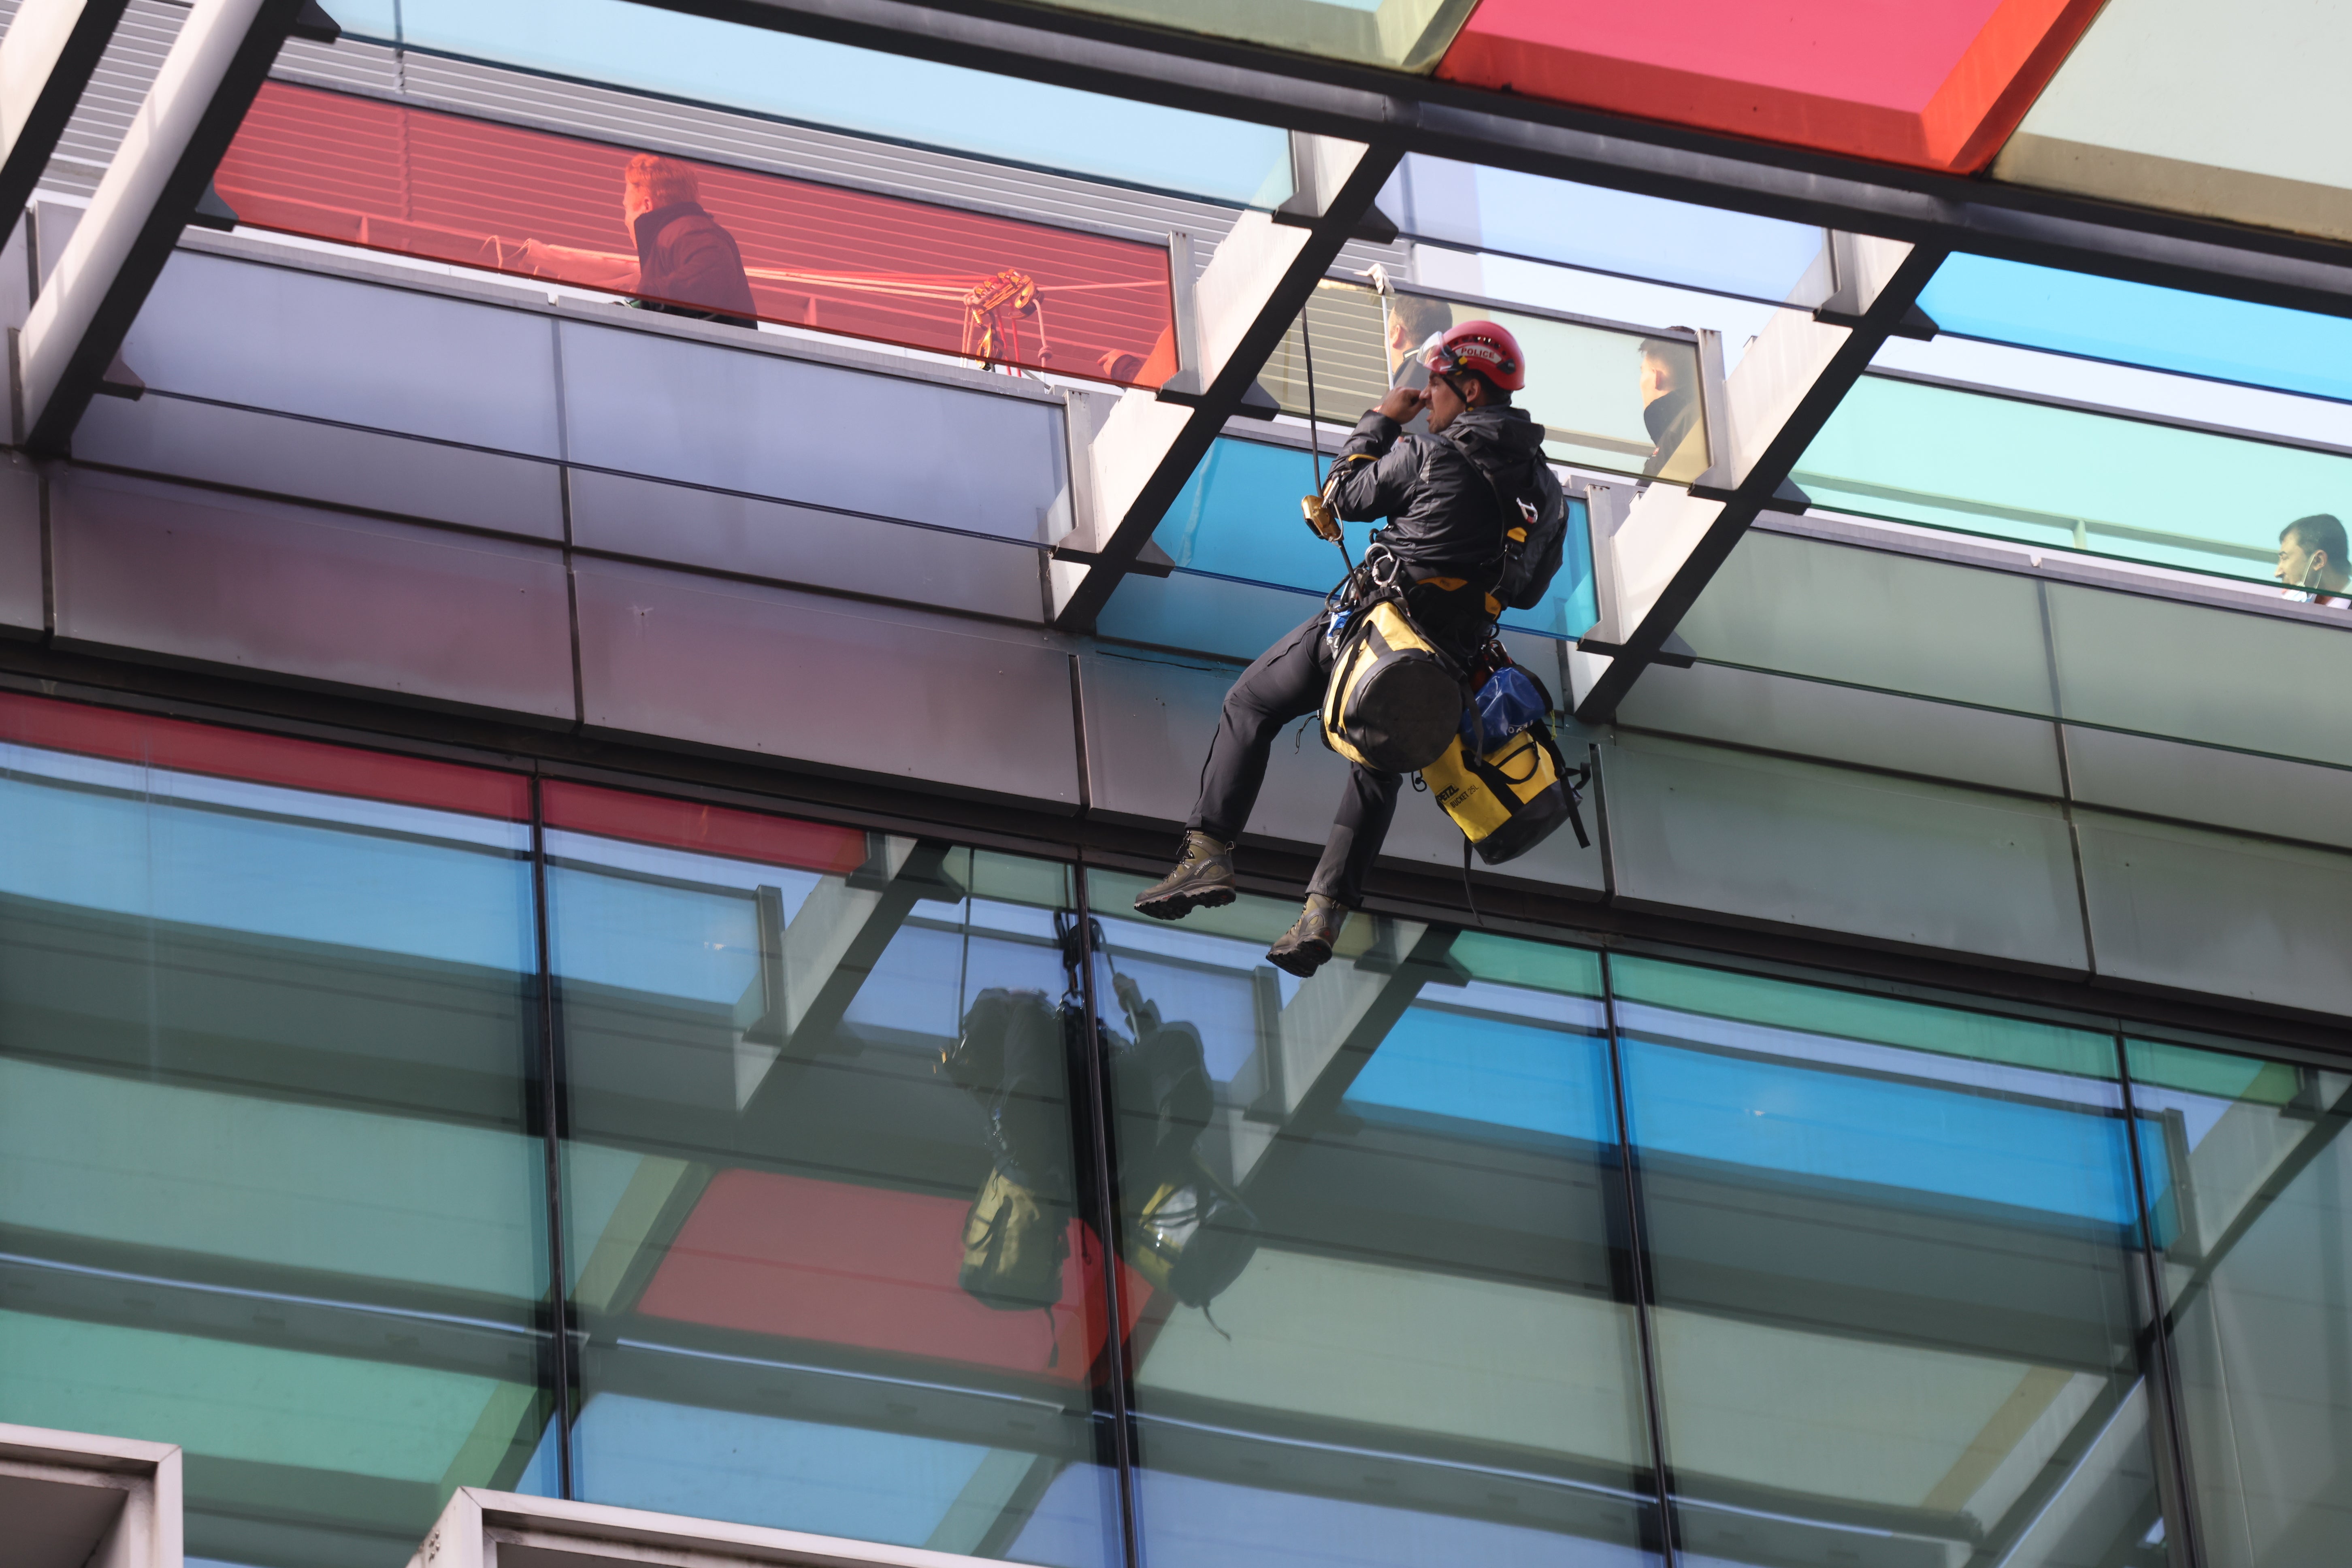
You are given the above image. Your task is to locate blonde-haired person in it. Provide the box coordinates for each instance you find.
[514,153,756,327]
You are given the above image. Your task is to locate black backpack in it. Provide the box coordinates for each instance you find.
[1441,432,1568,612]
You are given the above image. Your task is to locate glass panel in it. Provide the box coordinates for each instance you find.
[1613,956,2175,1566]
[1266,280,1708,483]
[2125,1039,2352,1566]
[1087,875,1661,1567]
[217,83,1173,383]
[1381,154,1828,309]
[1996,0,2352,243]
[368,0,1294,209]
[1794,375,2352,585]
[1680,526,2352,776]
[546,784,1120,1566]
[1435,1,2101,171]
[1023,0,1475,71]
[0,694,552,1567]
[1111,434,1596,658]
[1920,254,2352,404]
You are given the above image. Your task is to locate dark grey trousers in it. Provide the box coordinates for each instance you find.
[1184,615,1399,907]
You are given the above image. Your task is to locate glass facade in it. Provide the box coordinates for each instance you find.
[0,694,554,1568]
[5,689,2342,1568]
[217,83,1174,382]
[1793,374,2352,585]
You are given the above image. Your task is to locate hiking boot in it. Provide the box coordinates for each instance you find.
[1266,894,1349,977]
[1134,831,1236,920]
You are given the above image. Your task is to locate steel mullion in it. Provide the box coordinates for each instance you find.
[527,774,579,1498]
[1066,863,1144,1568]
[1598,949,1680,1567]
[2116,1032,2206,1568]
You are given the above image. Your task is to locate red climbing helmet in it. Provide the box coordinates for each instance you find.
[1423,318,1527,393]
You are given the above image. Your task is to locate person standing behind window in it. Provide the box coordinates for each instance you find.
[516,153,757,328]
[1637,334,1700,480]
[2277,513,2352,607]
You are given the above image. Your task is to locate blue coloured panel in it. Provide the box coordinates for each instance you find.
[383,0,1291,208]
[1382,154,1825,305]
[1115,436,1596,662]
[0,749,533,972]
[1619,1036,2140,1227]
[574,1393,993,1546]
[1133,1466,1656,1568]
[1922,253,2352,402]
[1345,1002,1615,1143]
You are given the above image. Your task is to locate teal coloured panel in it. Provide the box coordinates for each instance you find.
[1795,375,2352,583]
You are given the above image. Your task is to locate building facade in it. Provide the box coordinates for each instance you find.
[0,4,2348,1568]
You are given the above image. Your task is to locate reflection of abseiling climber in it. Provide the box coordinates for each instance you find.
[942,987,1076,1314]
[944,964,1257,1323]
[1104,970,1259,1309]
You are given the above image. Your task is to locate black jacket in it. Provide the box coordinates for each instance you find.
[1329,404,1563,580]
[633,201,757,327]
[1641,386,1701,479]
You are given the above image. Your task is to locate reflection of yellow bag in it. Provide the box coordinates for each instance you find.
[1320,599,1464,773]
[959,1166,1069,1312]
[1421,723,1586,865]
[1123,1165,1258,1308]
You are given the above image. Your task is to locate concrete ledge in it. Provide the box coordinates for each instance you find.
[0,1422,182,1568]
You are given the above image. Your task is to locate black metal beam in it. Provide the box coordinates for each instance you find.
[1050,138,1402,631]
[1574,242,1950,724]
[635,0,2352,320]
[19,0,316,455]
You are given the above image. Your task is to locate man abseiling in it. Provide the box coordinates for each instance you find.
[1133,320,1563,978]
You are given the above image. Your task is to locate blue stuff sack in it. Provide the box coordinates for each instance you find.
[1460,665,1549,748]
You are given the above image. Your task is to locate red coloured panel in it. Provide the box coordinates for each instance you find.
[635,1167,1148,1385]
[1439,0,2104,172]
[539,781,869,875]
[214,82,1174,382]
[0,690,530,818]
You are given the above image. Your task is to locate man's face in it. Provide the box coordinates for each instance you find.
[621,179,652,226]
[1638,354,1675,408]
[1426,372,1471,432]
[2278,533,2331,589]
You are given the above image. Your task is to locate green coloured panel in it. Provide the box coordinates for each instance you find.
[1449,930,1603,997]
[0,1057,543,1304]
[1611,955,2114,1080]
